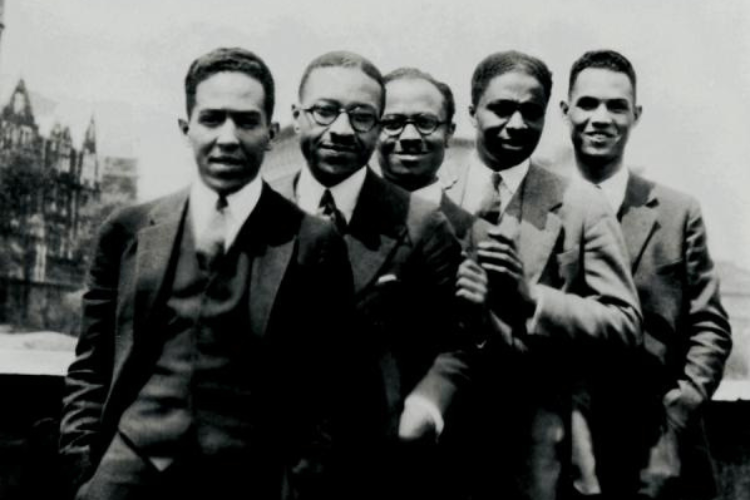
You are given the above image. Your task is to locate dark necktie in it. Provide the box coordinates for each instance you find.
[318,189,347,233]
[477,171,503,224]
[197,195,228,270]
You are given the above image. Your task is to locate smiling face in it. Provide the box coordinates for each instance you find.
[377,77,454,191]
[562,67,641,181]
[294,66,383,187]
[470,71,548,171]
[182,71,276,195]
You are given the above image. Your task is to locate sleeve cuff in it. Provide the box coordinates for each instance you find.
[404,394,445,436]
[526,288,544,333]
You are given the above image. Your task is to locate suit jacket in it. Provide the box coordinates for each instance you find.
[440,193,475,244]
[446,162,642,500]
[617,173,731,500]
[272,168,468,427]
[59,183,353,499]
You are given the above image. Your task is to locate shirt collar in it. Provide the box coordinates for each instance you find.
[593,166,630,213]
[412,180,444,206]
[296,165,368,223]
[462,153,530,214]
[190,175,263,249]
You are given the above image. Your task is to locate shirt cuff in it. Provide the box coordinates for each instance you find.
[404,394,445,436]
[526,288,544,334]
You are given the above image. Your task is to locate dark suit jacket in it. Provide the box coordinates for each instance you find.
[446,162,642,500]
[618,173,731,499]
[59,183,353,499]
[272,168,468,428]
[440,193,475,245]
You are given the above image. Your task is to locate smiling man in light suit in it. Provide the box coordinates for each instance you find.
[562,49,732,500]
[452,50,643,500]
[271,51,469,500]
[59,47,354,500]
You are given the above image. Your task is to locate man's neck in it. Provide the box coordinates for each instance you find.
[575,153,624,184]
[312,164,367,188]
[477,147,527,173]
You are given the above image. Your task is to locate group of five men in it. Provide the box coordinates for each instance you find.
[59,46,731,500]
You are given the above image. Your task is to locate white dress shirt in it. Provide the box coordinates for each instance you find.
[296,165,368,223]
[462,154,530,215]
[593,165,630,214]
[190,175,263,251]
[412,180,444,206]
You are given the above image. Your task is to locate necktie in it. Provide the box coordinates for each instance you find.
[318,189,347,233]
[477,171,503,224]
[197,195,228,270]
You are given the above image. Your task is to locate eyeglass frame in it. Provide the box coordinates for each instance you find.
[379,113,449,137]
[301,104,380,133]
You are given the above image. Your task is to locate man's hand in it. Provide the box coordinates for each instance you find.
[398,400,439,443]
[476,228,538,322]
[456,256,489,306]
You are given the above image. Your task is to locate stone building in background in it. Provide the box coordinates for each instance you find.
[0,77,138,331]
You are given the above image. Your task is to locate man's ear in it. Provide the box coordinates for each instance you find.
[559,100,570,118]
[291,104,301,133]
[468,105,477,128]
[445,122,457,148]
[178,117,189,136]
[634,104,643,125]
[266,122,280,151]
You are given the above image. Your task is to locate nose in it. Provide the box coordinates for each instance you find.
[590,104,611,124]
[328,112,355,136]
[399,122,421,141]
[216,119,240,146]
[506,110,527,130]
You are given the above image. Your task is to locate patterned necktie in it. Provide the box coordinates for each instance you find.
[477,171,503,224]
[318,189,347,233]
[197,195,228,270]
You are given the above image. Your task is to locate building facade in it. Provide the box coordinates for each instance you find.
[0,78,100,286]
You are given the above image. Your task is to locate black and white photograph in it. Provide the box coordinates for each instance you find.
[0,0,748,499]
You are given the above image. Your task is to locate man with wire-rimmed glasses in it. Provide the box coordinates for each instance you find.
[377,67,475,244]
[271,51,470,500]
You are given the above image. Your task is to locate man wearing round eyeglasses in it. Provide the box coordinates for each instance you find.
[377,68,475,244]
[272,51,469,500]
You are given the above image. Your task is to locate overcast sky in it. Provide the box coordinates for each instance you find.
[1,0,749,269]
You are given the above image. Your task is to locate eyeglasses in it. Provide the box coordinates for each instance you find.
[380,114,447,137]
[302,104,380,133]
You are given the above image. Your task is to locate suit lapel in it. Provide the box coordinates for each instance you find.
[619,173,658,271]
[134,189,189,333]
[346,170,405,293]
[514,163,564,283]
[439,159,469,207]
[247,184,297,336]
[468,164,563,284]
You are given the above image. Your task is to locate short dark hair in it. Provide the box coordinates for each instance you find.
[568,49,637,99]
[298,51,385,113]
[471,50,553,106]
[383,67,456,123]
[184,47,275,119]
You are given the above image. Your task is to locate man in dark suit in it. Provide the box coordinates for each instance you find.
[451,50,642,500]
[561,49,732,500]
[59,47,353,500]
[376,67,475,242]
[271,51,468,499]
[375,66,479,498]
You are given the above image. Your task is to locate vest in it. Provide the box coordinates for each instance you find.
[118,209,266,462]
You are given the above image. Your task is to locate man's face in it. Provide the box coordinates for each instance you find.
[377,78,454,191]
[181,71,276,195]
[562,68,641,169]
[294,66,383,187]
[470,71,548,170]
